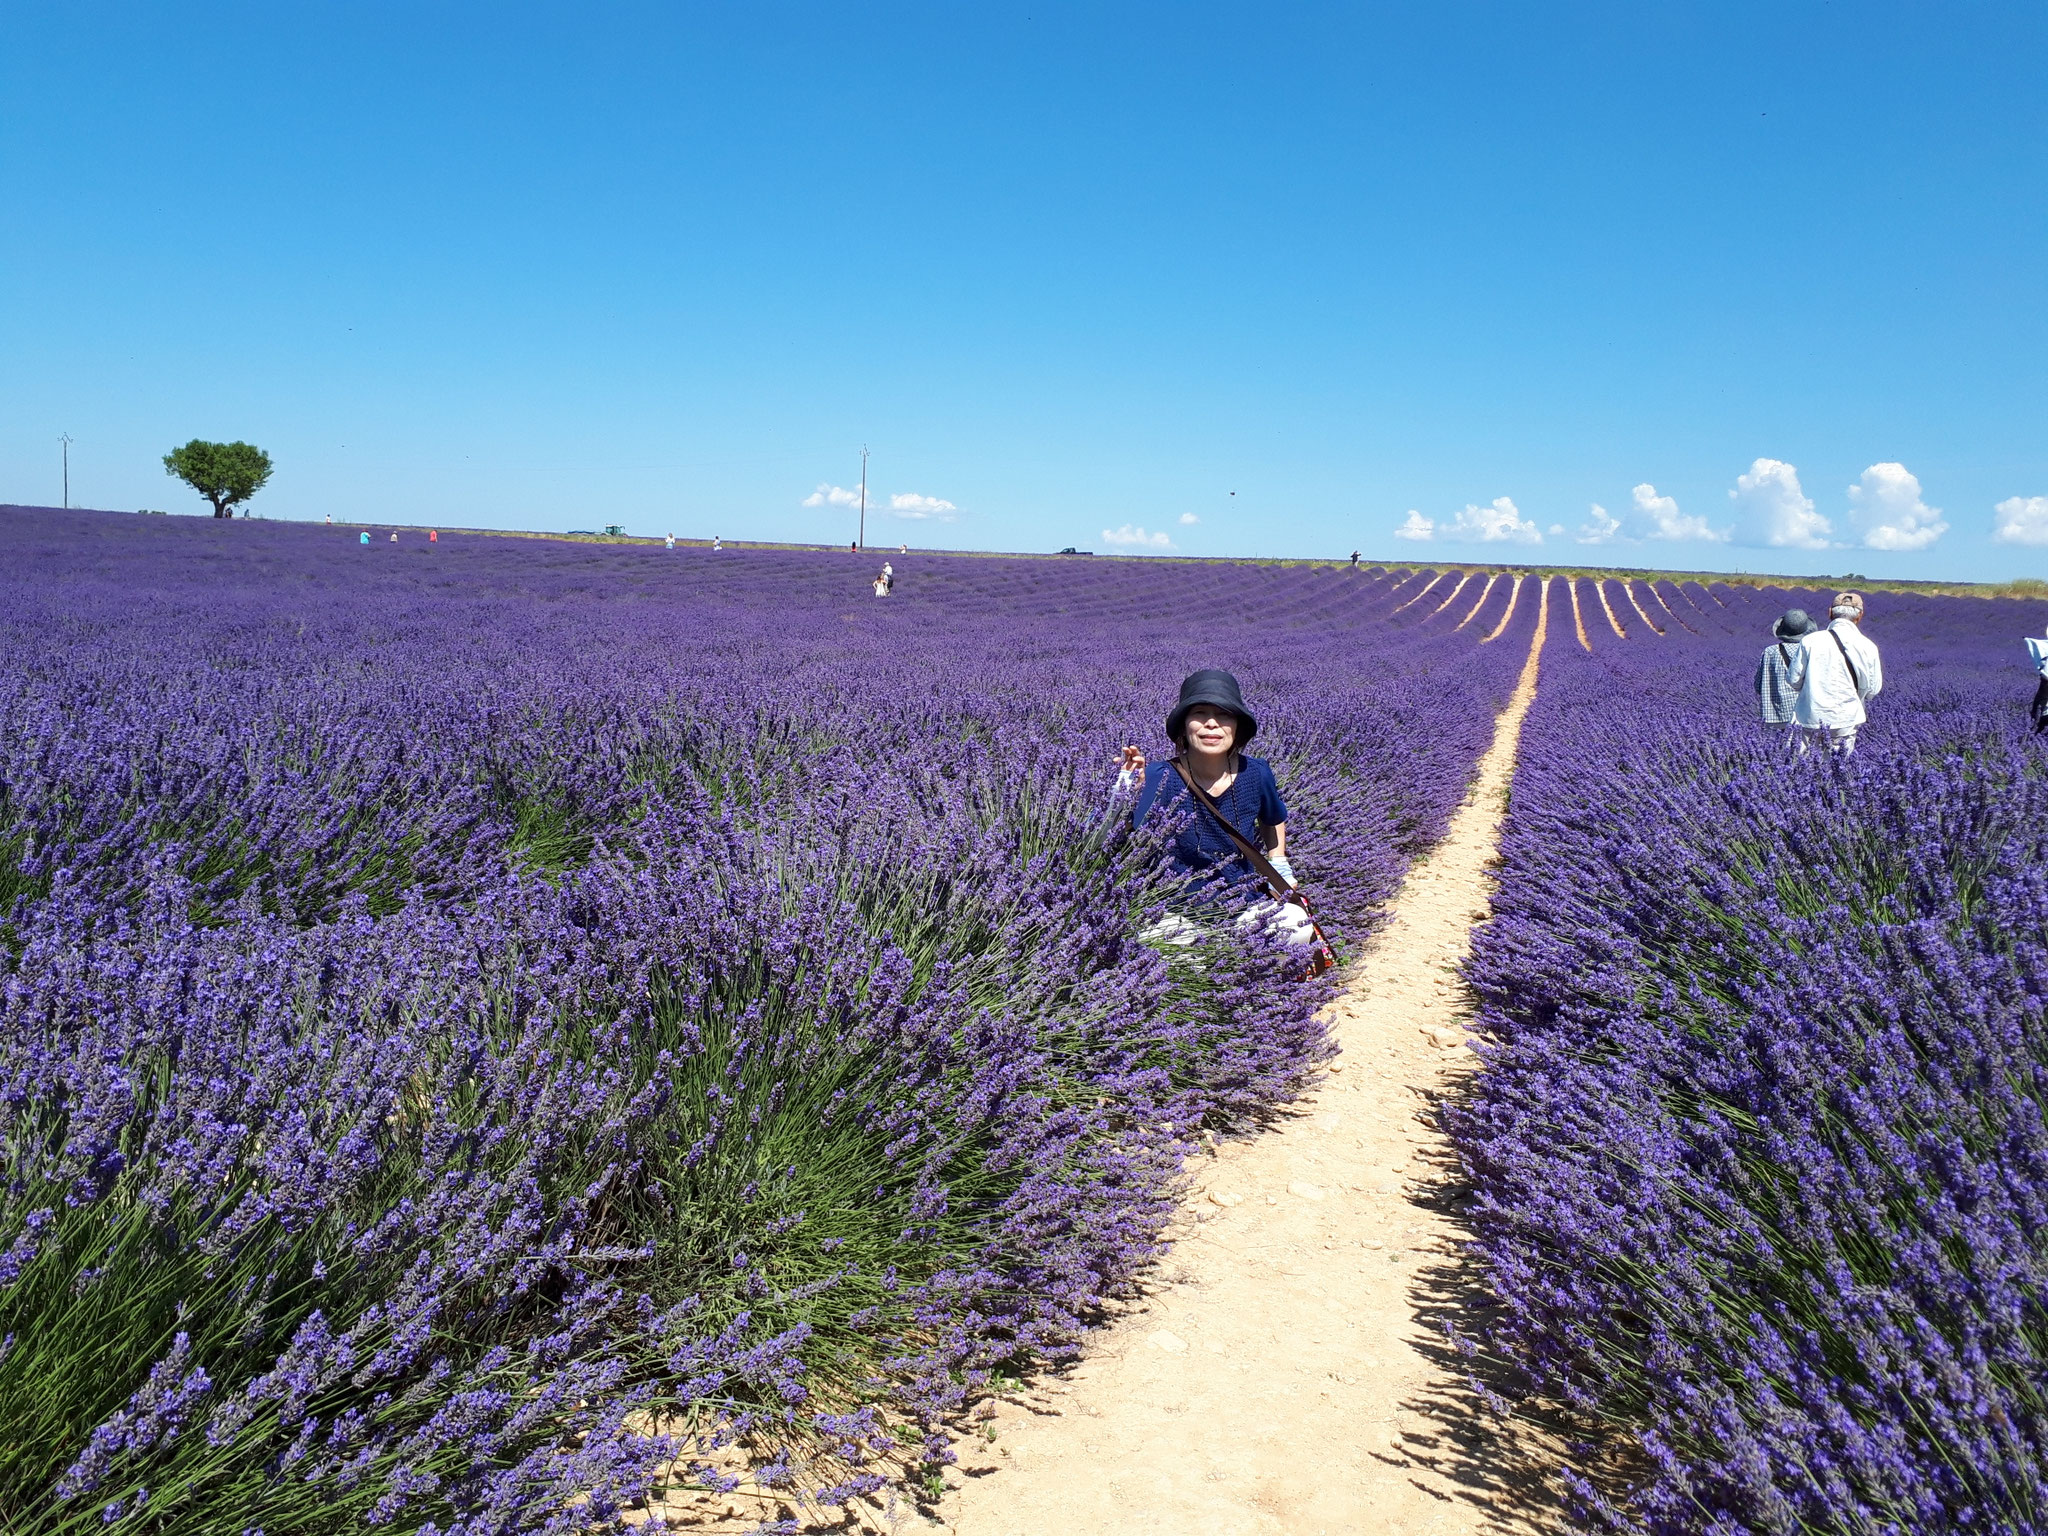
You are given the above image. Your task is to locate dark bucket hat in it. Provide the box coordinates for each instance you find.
[1773,608,1817,641]
[1167,669,1257,745]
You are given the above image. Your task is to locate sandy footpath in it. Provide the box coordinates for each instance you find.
[931,589,1560,1536]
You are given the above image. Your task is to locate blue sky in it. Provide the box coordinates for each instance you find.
[3,1,2043,579]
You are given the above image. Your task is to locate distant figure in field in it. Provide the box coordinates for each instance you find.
[881,561,894,593]
[849,541,857,553]
[1794,591,1882,755]
[1755,609,1815,731]
[389,531,398,543]
[1350,550,1360,567]
[713,536,722,551]
[899,542,907,554]
[359,531,370,545]
[2027,624,2048,733]
[324,514,332,525]
[429,529,437,543]
[665,533,675,550]
[872,574,889,598]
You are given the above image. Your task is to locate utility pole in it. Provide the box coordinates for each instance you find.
[59,434,72,508]
[857,446,868,550]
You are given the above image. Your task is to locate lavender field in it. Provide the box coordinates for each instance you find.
[1453,577,2048,1533]
[0,511,1532,1533]
[7,511,2045,1535]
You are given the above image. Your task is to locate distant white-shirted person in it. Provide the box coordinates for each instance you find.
[1794,590,1882,754]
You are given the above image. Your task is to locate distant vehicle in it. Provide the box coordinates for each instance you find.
[1056,546,1095,556]
[603,524,625,536]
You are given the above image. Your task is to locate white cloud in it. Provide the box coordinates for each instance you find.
[1729,458,1833,549]
[1101,523,1173,550]
[1446,496,1543,544]
[802,483,862,509]
[1396,499,1541,544]
[1548,523,1565,535]
[1845,463,1946,551]
[1995,495,2048,546]
[1577,485,1723,546]
[1576,503,1623,545]
[1178,512,1200,525]
[887,492,958,521]
[1628,482,1725,542]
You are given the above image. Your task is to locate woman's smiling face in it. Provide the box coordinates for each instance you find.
[1183,706,1239,757]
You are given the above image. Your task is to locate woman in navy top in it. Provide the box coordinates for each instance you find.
[1119,669,1291,896]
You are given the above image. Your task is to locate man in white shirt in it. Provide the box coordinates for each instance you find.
[1794,591,1883,754]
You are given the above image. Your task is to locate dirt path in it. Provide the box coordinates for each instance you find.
[1592,581,1627,640]
[932,588,1560,1536]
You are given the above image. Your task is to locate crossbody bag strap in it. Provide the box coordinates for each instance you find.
[1169,757,1295,895]
[1168,757,1339,978]
[1830,628,1864,695]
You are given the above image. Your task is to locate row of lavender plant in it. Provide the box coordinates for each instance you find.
[0,511,1530,1533]
[1451,584,2048,1533]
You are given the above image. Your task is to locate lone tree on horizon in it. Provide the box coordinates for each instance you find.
[163,439,273,518]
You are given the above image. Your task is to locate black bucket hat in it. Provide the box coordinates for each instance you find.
[1773,608,1818,640]
[1167,669,1257,745]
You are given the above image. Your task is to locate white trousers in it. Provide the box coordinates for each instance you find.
[1795,724,1857,755]
[1141,898,1318,949]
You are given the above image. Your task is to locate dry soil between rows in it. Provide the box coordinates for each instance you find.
[931,597,1564,1536]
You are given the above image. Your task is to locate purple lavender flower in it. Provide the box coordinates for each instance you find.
[1450,581,2048,1533]
[0,510,1543,1529]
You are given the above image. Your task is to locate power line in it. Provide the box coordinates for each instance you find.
[59,433,73,508]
